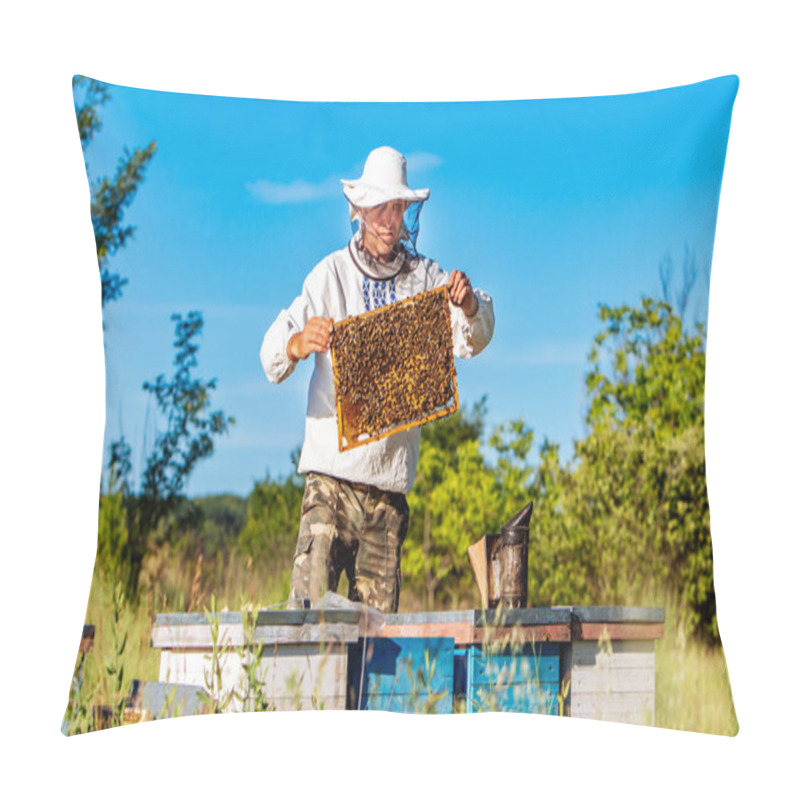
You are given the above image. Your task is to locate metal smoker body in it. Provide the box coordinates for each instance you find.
[489,502,532,610]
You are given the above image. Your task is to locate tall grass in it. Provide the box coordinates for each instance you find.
[654,596,738,735]
[84,570,159,699]
[63,551,318,732]
[65,551,737,735]
[138,545,291,613]
[607,582,738,736]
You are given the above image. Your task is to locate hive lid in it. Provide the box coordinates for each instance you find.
[474,607,572,627]
[153,612,246,627]
[152,609,365,627]
[383,610,476,625]
[556,606,665,623]
[256,609,365,626]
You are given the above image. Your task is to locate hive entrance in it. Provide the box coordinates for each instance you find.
[331,286,459,451]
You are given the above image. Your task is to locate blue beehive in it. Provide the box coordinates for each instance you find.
[348,636,454,713]
[458,642,561,714]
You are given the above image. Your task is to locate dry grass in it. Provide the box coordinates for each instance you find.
[654,600,738,735]
[65,560,737,735]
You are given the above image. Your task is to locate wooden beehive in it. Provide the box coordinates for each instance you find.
[150,610,362,712]
[347,636,455,713]
[464,641,561,714]
[145,607,664,720]
[562,606,663,725]
[331,286,459,451]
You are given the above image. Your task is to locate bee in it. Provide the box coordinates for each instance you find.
[332,287,459,450]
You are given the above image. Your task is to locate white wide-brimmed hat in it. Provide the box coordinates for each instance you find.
[341,146,430,209]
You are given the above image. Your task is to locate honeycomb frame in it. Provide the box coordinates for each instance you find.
[331,286,459,451]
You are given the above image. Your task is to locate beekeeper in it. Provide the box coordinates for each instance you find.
[260,146,495,613]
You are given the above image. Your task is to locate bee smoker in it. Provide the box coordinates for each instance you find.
[491,502,532,609]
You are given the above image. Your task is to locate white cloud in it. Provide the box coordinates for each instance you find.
[247,152,443,205]
[405,151,444,172]
[246,176,341,204]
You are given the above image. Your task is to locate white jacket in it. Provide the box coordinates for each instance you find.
[260,238,495,493]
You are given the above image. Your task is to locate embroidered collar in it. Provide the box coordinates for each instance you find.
[348,233,406,282]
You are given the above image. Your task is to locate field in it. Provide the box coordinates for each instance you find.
[63,566,737,735]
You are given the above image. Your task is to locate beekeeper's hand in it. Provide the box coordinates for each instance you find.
[448,270,479,317]
[288,317,334,360]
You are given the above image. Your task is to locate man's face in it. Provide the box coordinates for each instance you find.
[361,199,406,262]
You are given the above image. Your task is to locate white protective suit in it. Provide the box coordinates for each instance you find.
[260,237,495,494]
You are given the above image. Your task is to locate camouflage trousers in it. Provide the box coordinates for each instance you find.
[288,472,409,614]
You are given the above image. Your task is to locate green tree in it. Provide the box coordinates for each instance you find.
[96,439,134,585]
[73,76,157,306]
[404,401,535,609]
[193,494,249,556]
[238,475,304,564]
[108,312,235,595]
[76,81,235,594]
[584,298,705,436]
[529,298,715,640]
[139,312,235,525]
[586,298,712,638]
[232,467,304,605]
[96,473,130,585]
[404,401,487,608]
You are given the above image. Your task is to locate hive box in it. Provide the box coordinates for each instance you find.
[148,606,664,722]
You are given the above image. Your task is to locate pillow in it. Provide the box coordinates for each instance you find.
[63,75,738,735]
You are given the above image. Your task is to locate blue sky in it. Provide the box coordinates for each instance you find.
[82,76,737,496]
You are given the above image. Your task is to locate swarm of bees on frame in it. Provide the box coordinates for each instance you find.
[332,286,459,450]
